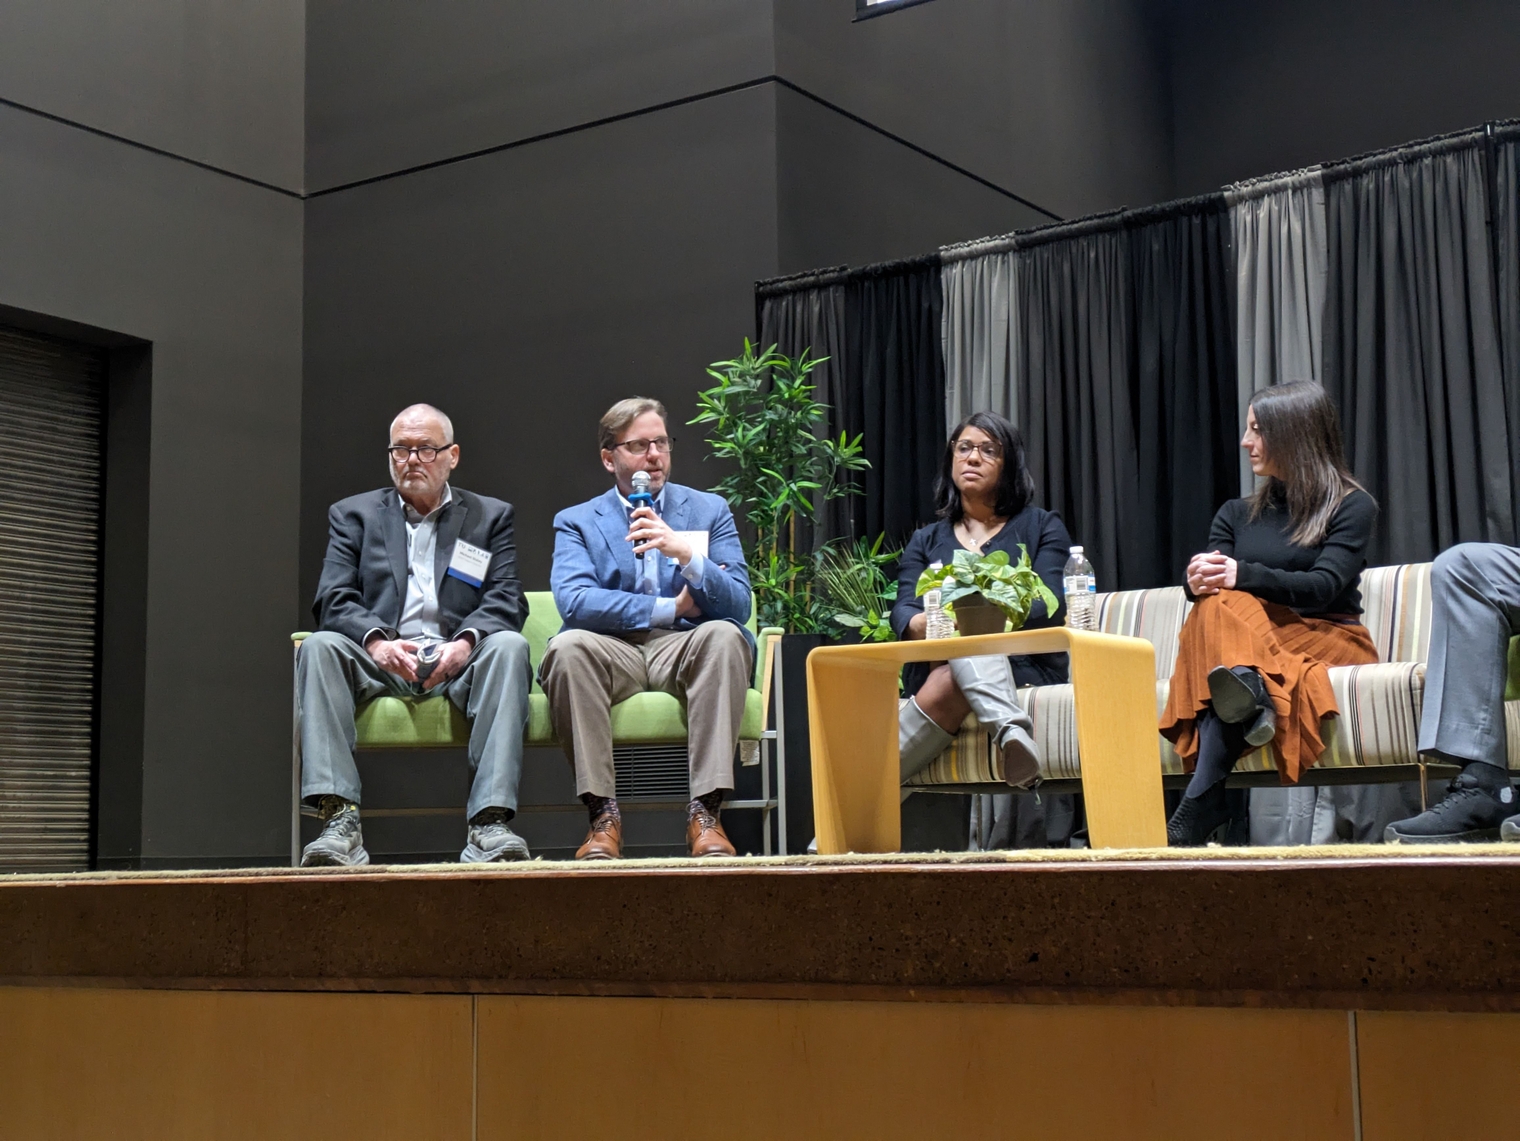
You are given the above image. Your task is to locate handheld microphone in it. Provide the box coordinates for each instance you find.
[629,470,654,508]
[629,471,654,562]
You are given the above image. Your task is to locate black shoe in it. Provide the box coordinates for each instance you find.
[1384,771,1517,843]
[1208,665,1268,725]
[1242,704,1277,748]
[1167,782,1231,847]
[301,796,370,867]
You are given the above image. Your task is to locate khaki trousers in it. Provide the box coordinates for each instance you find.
[538,622,752,799]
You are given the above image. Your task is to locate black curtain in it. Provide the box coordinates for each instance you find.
[839,258,947,546]
[1323,138,1515,564]
[758,276,851,540]
[1128,196,1240,587]
[1014,224,1141,590]
[1493,125,1520,543]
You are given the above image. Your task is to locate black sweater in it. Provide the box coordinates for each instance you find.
[892,505,1072,691]
[1192,488,1378,616]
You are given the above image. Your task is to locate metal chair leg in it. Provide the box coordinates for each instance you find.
[774,643,788,856]
[291,641,302,868]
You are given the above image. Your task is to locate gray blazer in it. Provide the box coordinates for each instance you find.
[312,485,526,644]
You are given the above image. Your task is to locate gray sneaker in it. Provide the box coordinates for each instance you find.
[461,809,530,863]
[300,797,370,867]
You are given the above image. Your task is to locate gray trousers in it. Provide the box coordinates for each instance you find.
[1419,542,1520,770]
[537,622,751,800]
[297,630,532,820]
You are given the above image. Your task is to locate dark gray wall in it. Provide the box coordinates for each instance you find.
[0,0,305,191]
[1168,0,1520,195]
[776,0,1174,221]
[0,9,305,865]
[776,85,1052,273]
[302,86,778,596]
[304,0,773,191]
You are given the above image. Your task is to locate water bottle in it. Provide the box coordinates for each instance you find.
[1063,546,1097,631]
[924,563,955,640]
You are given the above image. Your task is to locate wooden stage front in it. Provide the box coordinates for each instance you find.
[4,848,1519,1139]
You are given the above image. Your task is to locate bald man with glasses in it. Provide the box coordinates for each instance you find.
[298,403,532,866]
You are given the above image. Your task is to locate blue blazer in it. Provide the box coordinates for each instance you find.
[550,483,754,650]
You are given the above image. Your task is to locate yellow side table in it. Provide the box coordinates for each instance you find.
[806,629,1167,852]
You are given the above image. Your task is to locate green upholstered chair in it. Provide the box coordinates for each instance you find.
[290,593,786,864]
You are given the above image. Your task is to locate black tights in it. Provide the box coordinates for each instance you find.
[1184,709,1250,800]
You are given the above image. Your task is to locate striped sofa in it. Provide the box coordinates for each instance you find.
[905,563,1520,791]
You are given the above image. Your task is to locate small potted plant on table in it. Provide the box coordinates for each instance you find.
[915,546,1059,636]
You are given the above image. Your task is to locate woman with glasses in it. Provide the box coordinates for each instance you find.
[1162,381,1378,846]
[891,411,1073,847]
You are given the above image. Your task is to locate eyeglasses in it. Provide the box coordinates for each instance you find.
[953,440,1002,461]
[387,444,451,463]
[612,436,675,455]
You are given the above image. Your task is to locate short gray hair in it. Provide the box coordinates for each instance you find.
[598,397,666,452]
[391,403,455,444]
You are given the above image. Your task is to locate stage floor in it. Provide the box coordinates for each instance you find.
[6,845,1520,1011]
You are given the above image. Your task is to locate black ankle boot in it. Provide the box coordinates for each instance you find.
[1167,781,1230,847]
[1208,665,1268,724]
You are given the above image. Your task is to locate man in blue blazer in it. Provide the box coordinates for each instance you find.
[541,397,753,860]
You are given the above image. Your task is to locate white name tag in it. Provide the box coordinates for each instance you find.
[674,531,709,559]
[446,540,492,587]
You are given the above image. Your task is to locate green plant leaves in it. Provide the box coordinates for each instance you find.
[690,340,875,634]
[914,543,1057,631]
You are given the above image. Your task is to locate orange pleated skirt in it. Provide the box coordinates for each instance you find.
[1160,590,1378,784]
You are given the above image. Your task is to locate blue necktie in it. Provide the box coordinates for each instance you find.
[632,502,665,596]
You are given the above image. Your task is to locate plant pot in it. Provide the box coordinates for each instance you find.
[952,591,1008,637]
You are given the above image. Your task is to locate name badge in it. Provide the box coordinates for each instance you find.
[446,540,492,587]
[674,531,709,559]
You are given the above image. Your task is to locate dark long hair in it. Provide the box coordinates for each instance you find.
[1248,381,1367,546]
[934,411,1036,523]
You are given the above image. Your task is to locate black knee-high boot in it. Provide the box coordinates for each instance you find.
[1167,710,1249,847]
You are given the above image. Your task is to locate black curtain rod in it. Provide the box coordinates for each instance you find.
[755,253,941,298]
[1322,123,1491,181]
[761,117,1520,292]
[941,192,1227,262]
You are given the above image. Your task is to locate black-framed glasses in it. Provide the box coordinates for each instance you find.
[387,444,450,463]
[953,440,1002,461]
[613,436,675,456]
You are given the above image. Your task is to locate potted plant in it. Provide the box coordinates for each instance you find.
[813,535,899,643]
[692,340,881,854]
[915,546,1059,637]
[690,340,871,632]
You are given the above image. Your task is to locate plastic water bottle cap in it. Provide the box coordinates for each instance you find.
[1070,546,1083,555]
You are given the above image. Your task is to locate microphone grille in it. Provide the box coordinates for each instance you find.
[631,471,651,493]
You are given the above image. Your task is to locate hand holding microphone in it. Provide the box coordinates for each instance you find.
[626,471,693,566]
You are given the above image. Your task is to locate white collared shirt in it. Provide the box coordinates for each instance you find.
[398,484,452,640]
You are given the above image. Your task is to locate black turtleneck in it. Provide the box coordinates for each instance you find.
[1191,487,1378,616]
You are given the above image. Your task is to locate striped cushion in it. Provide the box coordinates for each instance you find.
[1096,586,1192,680]
[906,563,1520,786]
[1357,563,1433,664]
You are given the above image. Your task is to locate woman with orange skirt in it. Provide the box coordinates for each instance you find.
[1162,381,1379,846]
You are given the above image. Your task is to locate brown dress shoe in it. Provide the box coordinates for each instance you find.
[575,813,622,860]
[686,807,736,857]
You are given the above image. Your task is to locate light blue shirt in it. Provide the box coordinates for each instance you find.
[619,486,708,628]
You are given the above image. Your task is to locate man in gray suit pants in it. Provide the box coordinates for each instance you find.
[298,403,533,866]
[1387,542,1520,842]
